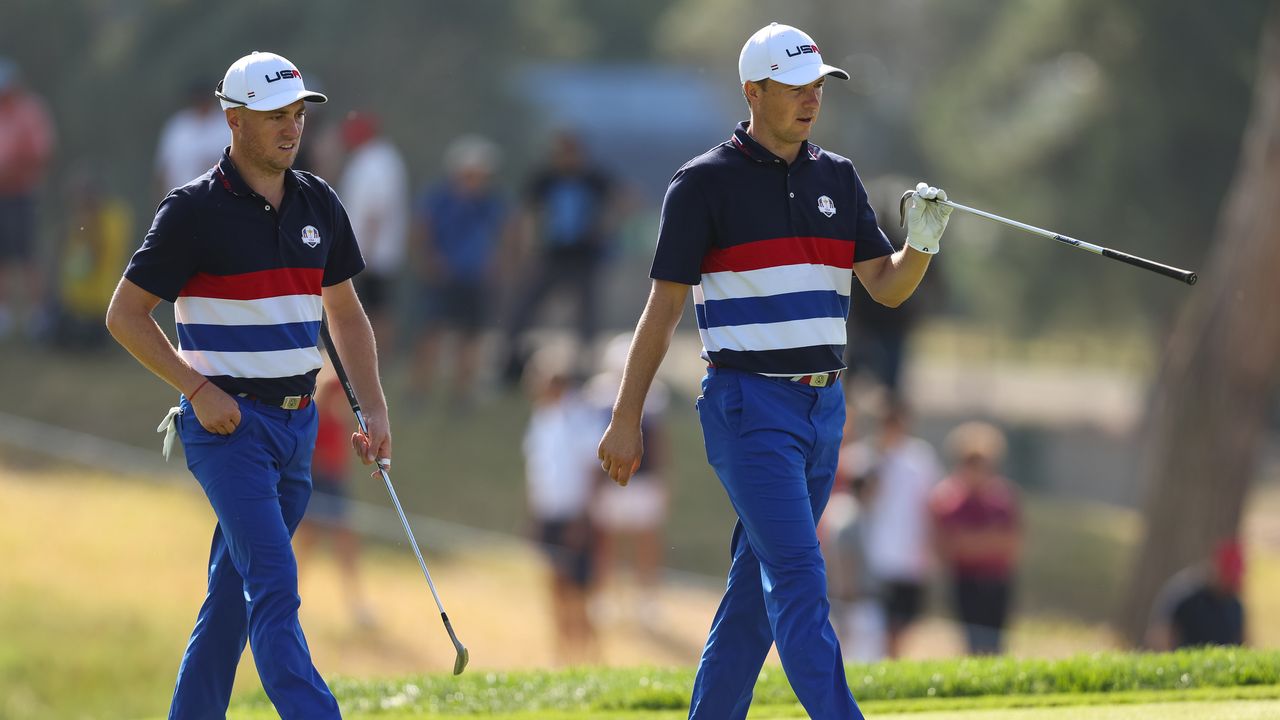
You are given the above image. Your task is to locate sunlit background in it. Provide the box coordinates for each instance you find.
[2,1,1278,718]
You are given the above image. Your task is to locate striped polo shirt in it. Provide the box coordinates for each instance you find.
[650,122,893,376]
[125,150,365,400]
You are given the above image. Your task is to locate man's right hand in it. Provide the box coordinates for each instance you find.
[191,385,242,435]
[598,420,643,487]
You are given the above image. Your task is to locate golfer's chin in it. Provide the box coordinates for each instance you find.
[269,151,299,172]
[792,120,816,139]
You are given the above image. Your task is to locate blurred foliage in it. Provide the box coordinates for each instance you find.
[1,0,681,230]
[922,0,1270,335]
[0,0,1269,337]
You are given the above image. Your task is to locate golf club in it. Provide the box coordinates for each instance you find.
[319,319,470,675]
[900,190,1198,285]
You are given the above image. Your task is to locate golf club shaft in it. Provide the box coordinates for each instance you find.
[317,321,453,622]
[934,197,1198,286]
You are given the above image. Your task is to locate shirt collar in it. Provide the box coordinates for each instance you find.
[214,148,301,199]
[730,121,819,165]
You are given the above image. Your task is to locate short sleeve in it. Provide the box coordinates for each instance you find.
[649,167,714,286]
[852,169,894,263]
[322,185,366,286]
[123,193,200,302]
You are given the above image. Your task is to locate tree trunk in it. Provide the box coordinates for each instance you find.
[1120,0,1280,646]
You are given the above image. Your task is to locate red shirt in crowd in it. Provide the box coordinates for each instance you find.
[0,89,55,195]
[929,474,1021,579]
[312,374,351,478]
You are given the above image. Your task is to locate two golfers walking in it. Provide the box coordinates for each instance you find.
[107,23,957,720]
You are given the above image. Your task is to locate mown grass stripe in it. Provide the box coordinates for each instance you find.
[229,647,1280,716]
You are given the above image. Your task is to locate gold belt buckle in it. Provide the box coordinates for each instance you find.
[281,395,302,410]
[810,373,829,388]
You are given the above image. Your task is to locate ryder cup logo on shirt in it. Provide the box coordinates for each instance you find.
[817,195,837,218]
[300,225,321,248]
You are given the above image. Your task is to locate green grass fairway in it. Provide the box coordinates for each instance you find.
[220,652,1280,719]
[222,694,1280,719]
[874,701,1280,720]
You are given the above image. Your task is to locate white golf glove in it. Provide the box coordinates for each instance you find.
[157,405,181,461]
[905,182,953,255]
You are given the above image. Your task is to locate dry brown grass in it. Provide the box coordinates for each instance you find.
[4,462,1278,719]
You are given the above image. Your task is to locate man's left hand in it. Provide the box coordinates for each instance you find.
[905,182,953,255]
[352,410,392,466]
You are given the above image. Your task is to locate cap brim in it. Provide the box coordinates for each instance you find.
[770,63,850,86]
[245,89,328,111]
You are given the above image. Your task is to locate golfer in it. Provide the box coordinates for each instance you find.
[106,51,390,718]
[597,23,952,719]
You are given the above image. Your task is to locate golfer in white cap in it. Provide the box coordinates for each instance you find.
[598,23,953,719]
[108,50,390,719]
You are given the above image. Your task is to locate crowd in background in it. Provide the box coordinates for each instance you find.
[822,398,1022,660]
[2,58,623,388]
[519,335,671,665]
[0,55,1249,662]
[0,58,55,341]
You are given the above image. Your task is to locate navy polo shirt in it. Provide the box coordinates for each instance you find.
[651,122,893,376]
[125,150,365,400]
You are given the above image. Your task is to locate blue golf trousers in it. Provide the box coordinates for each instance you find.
[690,368,863,720]
[170,395,340,719]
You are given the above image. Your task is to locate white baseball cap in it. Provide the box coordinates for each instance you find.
[739,23,849,86]
[216,51,327,111]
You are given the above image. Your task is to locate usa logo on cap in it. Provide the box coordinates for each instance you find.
[300,225,321,248]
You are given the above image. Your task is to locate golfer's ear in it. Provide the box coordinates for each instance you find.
[224,107,240,130]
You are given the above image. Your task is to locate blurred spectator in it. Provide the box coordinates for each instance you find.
[154,81,229,196]
[860,398,943,657]
[1146,538,1246,651]
[844,176,943,393]
[522,349,604,665]
[929,421,1022,655]
[584,333,670,627]
[409,135,512,406]
[294,361,377,629]
[823,402,887,662]
[502,129,617,383]
[0,57,55,338]
[53,168,131,349]
[339,111,409,352]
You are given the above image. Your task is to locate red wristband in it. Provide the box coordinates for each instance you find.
[188,379,210,400]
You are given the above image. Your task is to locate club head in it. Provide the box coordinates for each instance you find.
[443,614,469,675]
[898,189,917,227]
[453,643,470,675]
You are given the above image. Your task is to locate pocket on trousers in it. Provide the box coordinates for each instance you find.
[180,400,255,444]
[703,372,744,436]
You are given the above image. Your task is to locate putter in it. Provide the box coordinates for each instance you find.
[319,319,470,675]
[900,190,1198,286]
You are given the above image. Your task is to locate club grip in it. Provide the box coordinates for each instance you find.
[319,319,362,413]
[1101,248,1197,285]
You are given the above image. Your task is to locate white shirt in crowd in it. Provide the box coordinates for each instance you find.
[155,104,229,192]
[523,392,604,522]
[339,138,409,276]
[862,436,944,582]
